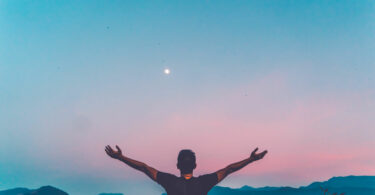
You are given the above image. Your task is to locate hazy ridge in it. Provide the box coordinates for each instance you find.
[1,175,374,195]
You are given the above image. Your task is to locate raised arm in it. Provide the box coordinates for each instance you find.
[105,145,158,181]
[215,147,267,182]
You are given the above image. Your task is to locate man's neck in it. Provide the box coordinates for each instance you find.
[181,173,193,180]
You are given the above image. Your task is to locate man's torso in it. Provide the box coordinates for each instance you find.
[156,172,218,195]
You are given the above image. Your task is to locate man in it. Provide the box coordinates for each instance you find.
[105,145,267,195]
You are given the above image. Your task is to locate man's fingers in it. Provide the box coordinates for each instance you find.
[252,147,259,154]
[116,145,121,152]
[105,145,114,154]
[105,147,111,154]
[260,150,268,158]
[107,145,113,152]
[105,146,111,152]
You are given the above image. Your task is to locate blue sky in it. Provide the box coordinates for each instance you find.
[1,1,374,195]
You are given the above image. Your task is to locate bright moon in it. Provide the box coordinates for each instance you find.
[164,68,170,75]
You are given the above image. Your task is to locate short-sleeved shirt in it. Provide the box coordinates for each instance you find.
[156,172,219,195]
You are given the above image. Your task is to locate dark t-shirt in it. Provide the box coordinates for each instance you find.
[156,172,219,195]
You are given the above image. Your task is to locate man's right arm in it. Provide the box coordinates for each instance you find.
[215,147,267,182]
[105,145,158,181]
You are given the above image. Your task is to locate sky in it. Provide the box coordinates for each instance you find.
[1,0,375,194]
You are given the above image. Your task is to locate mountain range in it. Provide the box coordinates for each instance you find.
[0,186,68,195]
[207,175,375,195]
[1,175,373,195]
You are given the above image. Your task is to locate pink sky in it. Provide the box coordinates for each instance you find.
[23,71,374,190]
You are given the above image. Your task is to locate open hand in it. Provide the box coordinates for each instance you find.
[105,145,123,159]
[250,147,267,161]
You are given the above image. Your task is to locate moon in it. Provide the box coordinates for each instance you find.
[164,68,171,75]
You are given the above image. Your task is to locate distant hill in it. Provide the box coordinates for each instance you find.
[207,175,375,195]
[0,187,30,195]
[1,175,373,195]
[304,175,375,189]
[0,185,68,195]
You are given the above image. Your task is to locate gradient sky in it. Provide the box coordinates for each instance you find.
[1,1,375,195]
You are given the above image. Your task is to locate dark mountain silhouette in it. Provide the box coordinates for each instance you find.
[239,186,281,191]
[0,187,30,195]
[1,175,373,195]
[0,185,68,195]
[303,175,375,189]
[206,175,375,195]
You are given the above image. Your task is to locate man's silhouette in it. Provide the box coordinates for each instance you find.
[105,145,267,195]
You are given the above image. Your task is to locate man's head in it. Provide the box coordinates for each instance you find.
[177,149,196,174]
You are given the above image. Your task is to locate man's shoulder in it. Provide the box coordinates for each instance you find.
[198,172,218,178]
[197,173,219,183]
[156,171,179,187]
[195,172,219,191]
[157,171,178,180]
